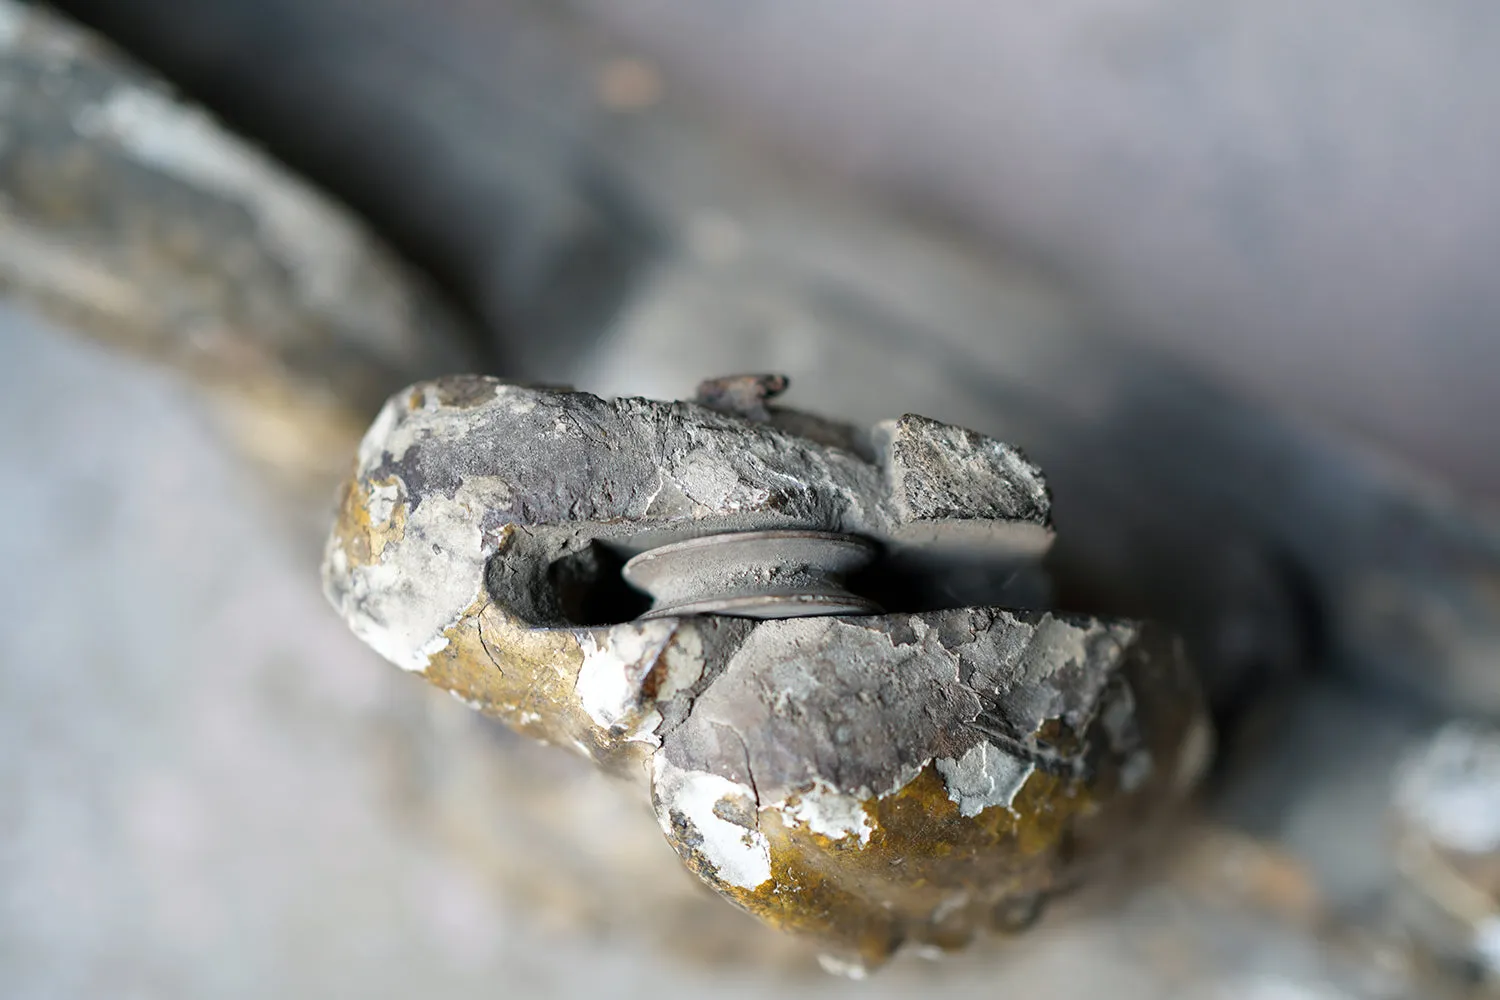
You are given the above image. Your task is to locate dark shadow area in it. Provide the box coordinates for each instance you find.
[50,0,662,373]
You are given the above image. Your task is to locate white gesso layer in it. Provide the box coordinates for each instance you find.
[935,740,1034,817]
[340,479,492,672]
[653,757,771,890]
[782,780,874,844]
[575,621,676,742]
[1395,723,1500,854]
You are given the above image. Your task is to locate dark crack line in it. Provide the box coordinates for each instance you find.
[475,600,505,677]
[712,720,761,809]
[961,718,1086,779]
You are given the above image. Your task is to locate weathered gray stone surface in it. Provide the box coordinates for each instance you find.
[321,375,1211,963]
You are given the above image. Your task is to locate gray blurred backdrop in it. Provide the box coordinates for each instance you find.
[5,1,1500,997]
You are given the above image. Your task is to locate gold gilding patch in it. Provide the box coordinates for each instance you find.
[420,600,651,775]
[365,476,406,562]
[423,599,582,733]
[715,763,1095,965]
[331,473,408,567]
[332,473,375,568]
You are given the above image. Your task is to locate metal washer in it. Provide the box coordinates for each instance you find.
[622,529,881,620]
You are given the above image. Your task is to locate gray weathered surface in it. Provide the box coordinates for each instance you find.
[322,375,1209,965]
[325,377,1052,663]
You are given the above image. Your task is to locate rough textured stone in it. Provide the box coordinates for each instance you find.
[322,375,1209,965]
[654,610,1207,967]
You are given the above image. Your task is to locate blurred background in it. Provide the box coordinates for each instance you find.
[2,0,1499,996]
